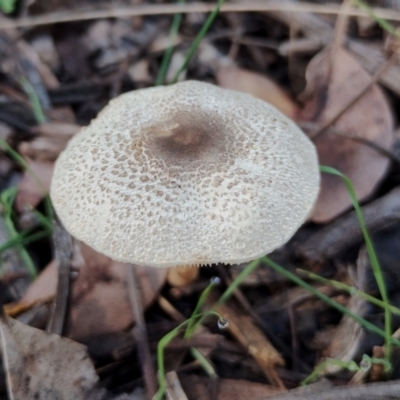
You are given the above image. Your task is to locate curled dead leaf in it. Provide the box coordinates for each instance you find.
[66,242,167,341]
[0,314,105,400]
[217,65,299,119]
[300,48,393,223]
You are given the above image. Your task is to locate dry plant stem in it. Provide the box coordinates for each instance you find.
[217,265,294,366]
[287,303,300,372]
[127,265,157,399]
[46,219,72,335]
[310,47,399,140]
[211,295,286,389]
[165,371,189,400]
[330,0,352,63]
[297,186,400,264]
[2,2,400,30]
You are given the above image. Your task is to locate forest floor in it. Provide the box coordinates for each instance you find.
[1,0,400,399]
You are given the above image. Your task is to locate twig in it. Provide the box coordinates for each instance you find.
[297,186,400,264]
[1,2,400,30]
[287,303,300,372]
[165,371,189,400]
[127,264,157,399]
[46,217,72,335]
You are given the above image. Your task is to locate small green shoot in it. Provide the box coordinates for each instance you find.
[352,0,400,39]
[0,187,37,278]
[155,0,186,86]
[0,0,16,13]
[171,0,225,84]
[154,310,224,400]
[301,354,390,386]
[0,139,53,277]
[183,258,261,337]
[184,276,221,338]
[19,77,46,124]
[0,138,53,222]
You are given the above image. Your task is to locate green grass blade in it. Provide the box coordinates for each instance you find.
[262,256,400,347]
[184,277,220,338]
[301,359,360,386]
[154,311,223,400]
[189,347,217,377]
[155,0,185,86]
[215,258,260,307]
[0,0,16,13]
[352,0,400,39]
[19,77,46,124]
[0,229,51,255]
[171,0,225,84]
[319,165,392,363]
[0,187,37,278]
[297,269,400,317]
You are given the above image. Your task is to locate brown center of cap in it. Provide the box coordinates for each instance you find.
[141,110,228,165]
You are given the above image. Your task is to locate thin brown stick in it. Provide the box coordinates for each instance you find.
[287,303,299,372]
[310,50,399,140]
[1,2,400,30]
[127,265,157,399]
[330,0,352,63]
[46,218,73,335]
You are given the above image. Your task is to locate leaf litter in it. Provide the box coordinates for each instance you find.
[1,0,400,399]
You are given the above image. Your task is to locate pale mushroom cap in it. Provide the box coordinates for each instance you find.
[50,81,320,267]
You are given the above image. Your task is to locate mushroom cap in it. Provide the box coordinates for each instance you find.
[50,81,319,267]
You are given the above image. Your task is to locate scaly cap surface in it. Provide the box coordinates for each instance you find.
[50,81,320,267]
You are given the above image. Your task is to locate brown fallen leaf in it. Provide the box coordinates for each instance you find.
[216,65,299,119]
[15,159,54,212]
[19,137,68,161]
[299,48,393,223]
[31,121,80,139]
[66,242,167,340]
[0,313,105,400]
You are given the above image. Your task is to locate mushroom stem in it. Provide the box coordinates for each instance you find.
[167,265,199,287]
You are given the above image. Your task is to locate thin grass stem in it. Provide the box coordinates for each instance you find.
[319,166,392,364]
[171,0,225,83]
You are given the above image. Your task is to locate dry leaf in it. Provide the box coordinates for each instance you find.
[15,160,54,212]
[66,242,167,340]
[32,122,80,139]
[216,65,299,119]
[19,137,67,161]
[22,260,58,303]
[0,313,105,400]
[300,48,393,223]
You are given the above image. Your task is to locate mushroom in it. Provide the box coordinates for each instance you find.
[50,80,320,280]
